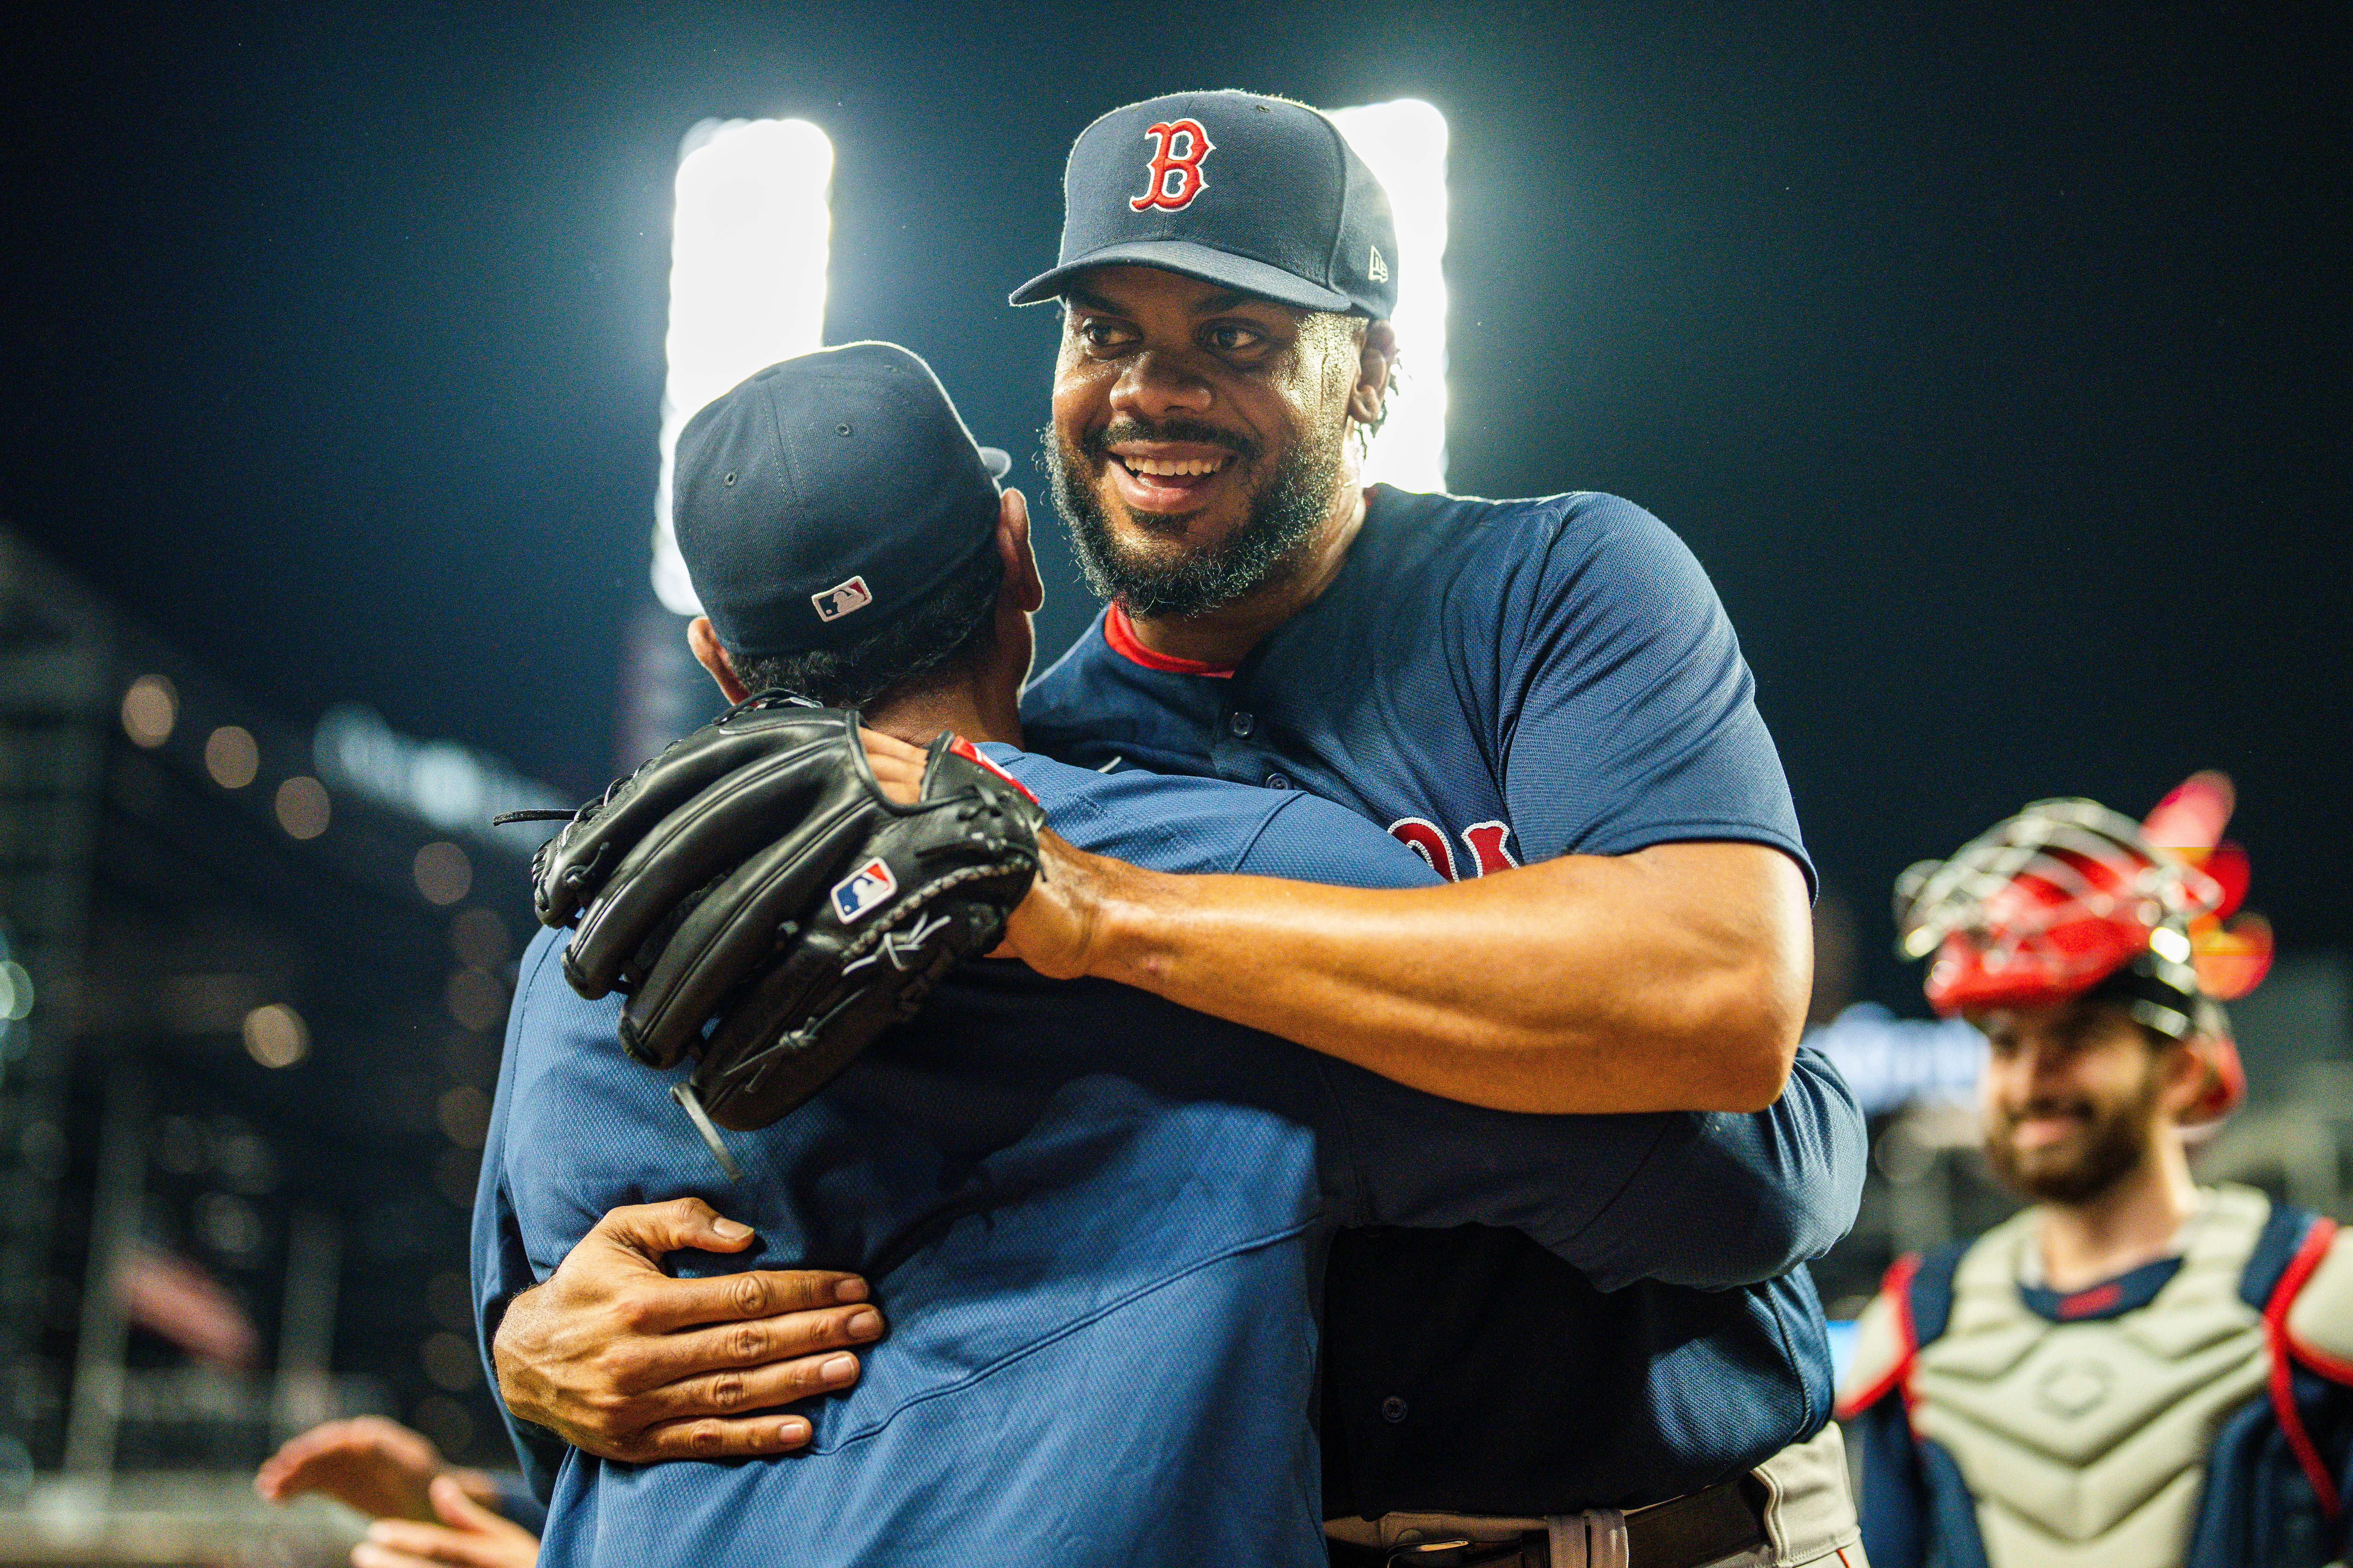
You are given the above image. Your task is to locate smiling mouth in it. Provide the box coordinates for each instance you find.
[1102,447,1239,513]
[1118,454,1232,479]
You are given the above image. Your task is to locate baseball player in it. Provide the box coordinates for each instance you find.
[490,89,1866,1565]
[1837,773,2353,1567]
[475,343,1866,1567]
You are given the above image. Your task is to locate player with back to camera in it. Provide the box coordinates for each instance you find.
[491,90,1873,1565]
[1837,774,2353,1567]
[471,341,1867,1568]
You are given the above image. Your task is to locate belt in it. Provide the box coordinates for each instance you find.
[1325,1479,1767,1568]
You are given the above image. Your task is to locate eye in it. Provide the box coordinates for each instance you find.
[1204,322,1267,353]
[1073,316,1137,355]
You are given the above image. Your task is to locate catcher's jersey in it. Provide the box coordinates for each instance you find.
[1837,1187,2353,1568]
[1022,483,1830,1516]
[476,751,1865,1568]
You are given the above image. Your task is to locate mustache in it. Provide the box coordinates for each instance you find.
[1081,418,1260,465]
[1996,1097,2094,1128]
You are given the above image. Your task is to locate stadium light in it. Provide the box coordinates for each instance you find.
[1327,99,1450,493]
[651,117,835,614]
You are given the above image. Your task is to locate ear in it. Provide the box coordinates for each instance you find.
[687,616,751,704]
[2154,1037,2211,1124]
[1348,319,1397,429]
[998,488,1044,614]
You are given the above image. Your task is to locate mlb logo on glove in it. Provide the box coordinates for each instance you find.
[831,857,899,923]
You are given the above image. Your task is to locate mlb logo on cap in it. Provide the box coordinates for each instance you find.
[813,576,874,622]
[831,857,899,924]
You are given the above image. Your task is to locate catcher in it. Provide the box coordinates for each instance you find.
[472,343,1867,1567]
[1836,774,2353,1567]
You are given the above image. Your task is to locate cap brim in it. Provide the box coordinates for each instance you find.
[1010,239,1355,314]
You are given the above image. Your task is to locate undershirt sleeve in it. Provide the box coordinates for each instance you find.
[1498,497,1813,887]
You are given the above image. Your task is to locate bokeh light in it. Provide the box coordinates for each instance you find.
[241,1003,309,1068]
[204,725,260,789]
[412,842,473,906]
[448,907,512,970]
[273,775,331,840]
[121,675,177,748]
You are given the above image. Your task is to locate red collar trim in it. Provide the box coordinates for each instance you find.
[1102,603,1237,678]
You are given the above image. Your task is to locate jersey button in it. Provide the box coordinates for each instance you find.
[1266,773,1291,790]
[1228,711,1254,737]
[1380,1395,1409,1424]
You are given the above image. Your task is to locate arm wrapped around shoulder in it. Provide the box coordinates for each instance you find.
[1584,1041,1868,1291]
[512,696,1044,1132]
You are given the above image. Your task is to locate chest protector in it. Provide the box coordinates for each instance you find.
[1906,1185,2271,1567]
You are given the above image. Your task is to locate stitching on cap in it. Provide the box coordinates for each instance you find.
[1314,109,1351,292]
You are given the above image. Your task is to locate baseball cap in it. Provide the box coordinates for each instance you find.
[673,342,1012,657]
[1011,90,1398,319]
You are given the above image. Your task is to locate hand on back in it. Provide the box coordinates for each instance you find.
[491,1197,884,1462]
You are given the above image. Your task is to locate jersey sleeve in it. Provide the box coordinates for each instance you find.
[1231,792,1445,887]
[1552,1041,1865,1291]
[1313,1042,1863,1292]
[470,934,576,1504]
[1498,496,1812,885]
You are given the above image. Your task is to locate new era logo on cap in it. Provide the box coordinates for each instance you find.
[830,857,898,923]
[812,576,874,622]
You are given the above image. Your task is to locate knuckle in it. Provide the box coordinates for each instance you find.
[612,1287,658,1332]
[707,1373,746,1412]
[728,1273,771,1316]
[730,1324,768,1361]
[687,1421,724,1455]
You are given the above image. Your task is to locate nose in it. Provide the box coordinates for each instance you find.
[1109,349,1214,422]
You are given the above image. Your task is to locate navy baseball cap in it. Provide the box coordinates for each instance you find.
[673,342,1012,657]
[1011,90,1398,319]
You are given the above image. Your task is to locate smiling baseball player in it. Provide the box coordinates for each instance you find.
[491,90,1867,1567]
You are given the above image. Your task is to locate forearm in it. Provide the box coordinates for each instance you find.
[1051,840,1811,1114]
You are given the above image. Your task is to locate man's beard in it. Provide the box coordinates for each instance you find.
[1982,1066,2164,1205]
[1041,415,1345,617]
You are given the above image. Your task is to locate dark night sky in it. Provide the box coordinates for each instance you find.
[4,1,2346,1008]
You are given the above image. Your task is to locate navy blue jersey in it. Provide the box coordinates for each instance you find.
[475,746,1865,1568]
[1024,484,1834,1515]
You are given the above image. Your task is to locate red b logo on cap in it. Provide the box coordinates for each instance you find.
[1130,119,1215,211]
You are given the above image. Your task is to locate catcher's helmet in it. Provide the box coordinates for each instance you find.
[1895,771,2272,1124]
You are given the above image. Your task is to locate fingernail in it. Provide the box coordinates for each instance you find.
[711,1218,751,1240]
[780,1417,810,1444]
[834,1277,867,1302]
[821,1353,858,1384]
[846,1308,882,1339]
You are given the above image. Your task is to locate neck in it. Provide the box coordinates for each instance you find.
[859,667,1023,753]
[2037,1134,2200,1293]
[1127,479,1371,669]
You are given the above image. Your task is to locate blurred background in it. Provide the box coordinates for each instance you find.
[1,0,2346,1559]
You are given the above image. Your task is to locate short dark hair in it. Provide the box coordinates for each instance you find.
[731,542,1001,709]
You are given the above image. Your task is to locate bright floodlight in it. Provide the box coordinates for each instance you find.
[651,117,835,614]
[1327,99,1449,494]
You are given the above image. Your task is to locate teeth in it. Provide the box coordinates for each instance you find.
[1124,455,1228,477]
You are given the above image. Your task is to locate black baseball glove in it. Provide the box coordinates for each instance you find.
[507,695,1045,1152]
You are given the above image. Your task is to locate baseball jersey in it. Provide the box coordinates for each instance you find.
[1023,483,1833,1516]
[1837,1187,2353,1567]
[475,746,1866,1568]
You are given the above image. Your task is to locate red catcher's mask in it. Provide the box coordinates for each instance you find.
[1894,771,2270,1124]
